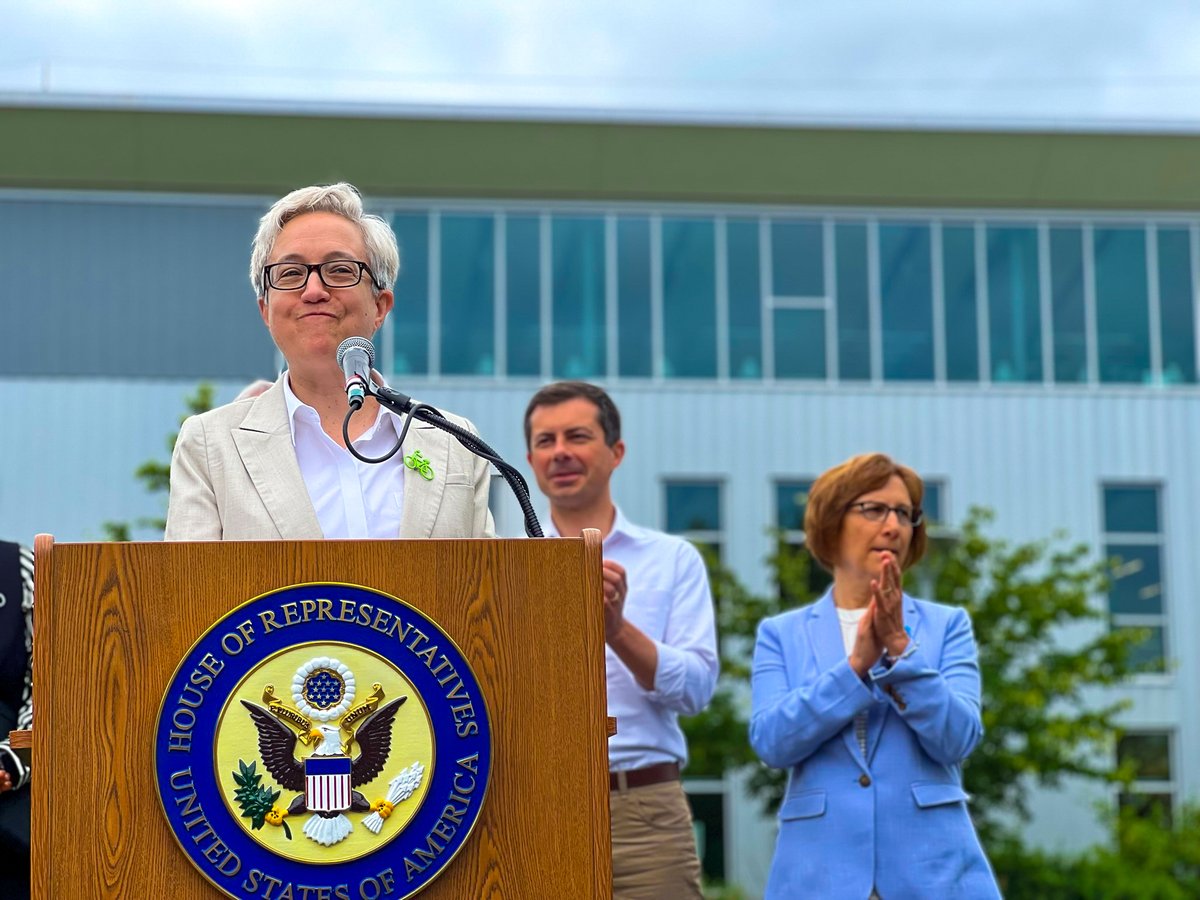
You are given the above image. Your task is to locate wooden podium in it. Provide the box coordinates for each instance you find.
[30,533,612,898]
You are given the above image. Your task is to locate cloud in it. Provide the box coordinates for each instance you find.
[3,0,1200,125]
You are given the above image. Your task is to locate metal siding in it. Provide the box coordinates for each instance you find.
[0,378,275,542]
[1,111,1197,893]
[1,376,1197,870]
[0,197,275,377]
[408,383,1200,856]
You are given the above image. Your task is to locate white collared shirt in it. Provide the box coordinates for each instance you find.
[283,375,406,539]
[548,506,719,771]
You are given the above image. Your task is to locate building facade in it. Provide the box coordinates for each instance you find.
[1,103,1197,895]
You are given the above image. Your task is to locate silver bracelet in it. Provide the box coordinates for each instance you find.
[882,641,918,668]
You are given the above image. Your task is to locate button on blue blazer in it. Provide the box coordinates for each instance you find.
[750,591,1001,899]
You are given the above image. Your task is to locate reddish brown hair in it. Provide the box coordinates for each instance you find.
[803,452,927,573]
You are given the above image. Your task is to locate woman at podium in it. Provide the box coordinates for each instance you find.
[165,183,493,542]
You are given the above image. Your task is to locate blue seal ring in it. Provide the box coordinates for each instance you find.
[154,582,492,900]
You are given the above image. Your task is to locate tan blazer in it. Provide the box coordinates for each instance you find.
[164,378,495,541]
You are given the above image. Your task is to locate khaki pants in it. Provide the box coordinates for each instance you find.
[609,780,703,900]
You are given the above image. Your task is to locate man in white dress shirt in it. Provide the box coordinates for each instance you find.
[524,381,718,899]
[166,183,493,541]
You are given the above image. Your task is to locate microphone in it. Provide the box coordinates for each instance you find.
[336,337,374,409]
[331,340,543,536]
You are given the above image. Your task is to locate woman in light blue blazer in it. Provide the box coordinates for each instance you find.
[750,453,1000,899]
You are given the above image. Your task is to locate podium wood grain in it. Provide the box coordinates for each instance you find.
[32,533,611,899]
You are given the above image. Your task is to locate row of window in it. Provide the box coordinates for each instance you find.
[384,207,1200,386]
[662,480,1167,670]
[5,193,1197,385]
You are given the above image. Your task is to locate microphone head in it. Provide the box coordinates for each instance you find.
[336,336,375,368]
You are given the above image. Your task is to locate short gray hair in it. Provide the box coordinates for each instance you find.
[249,182,400,298]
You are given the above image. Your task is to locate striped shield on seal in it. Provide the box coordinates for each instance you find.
[306,756,352,813]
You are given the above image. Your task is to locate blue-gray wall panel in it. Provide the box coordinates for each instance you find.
[0,198,275,377]
[2,375,1198,886]
[0,377,270,542]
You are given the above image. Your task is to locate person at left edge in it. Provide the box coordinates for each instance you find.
[0,541,34,900]
[165,183,494,541]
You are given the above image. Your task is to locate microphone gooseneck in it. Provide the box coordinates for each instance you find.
[333,340,544,537]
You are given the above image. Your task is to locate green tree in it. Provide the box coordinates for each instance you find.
[926,509,1141,844]
[1080,801,1200,899]
[990,802,1200,899]
[102,384,215,540]
[683,507,1143,847]
[682,537,823,810]
[681,549,782,777]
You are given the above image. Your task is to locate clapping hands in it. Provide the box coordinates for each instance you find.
[849,552,909,676]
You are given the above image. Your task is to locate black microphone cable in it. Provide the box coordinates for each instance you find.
[340,386,544,537]
[341,402,408,464]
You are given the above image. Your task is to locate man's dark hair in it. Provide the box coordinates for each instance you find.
[523,381,621,448]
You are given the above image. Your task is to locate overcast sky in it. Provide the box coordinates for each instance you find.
[4,0,1200,128]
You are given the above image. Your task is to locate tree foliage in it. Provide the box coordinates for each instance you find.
[102,384,214,540]
[926,509,1141,843]
[992,803,1200,899]
[682,548,778,777]
[683,506,1144,847]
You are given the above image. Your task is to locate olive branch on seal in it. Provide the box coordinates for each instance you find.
[232,760,292,839]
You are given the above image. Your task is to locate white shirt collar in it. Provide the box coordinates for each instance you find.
[544,504,644,548]
[281,371,403,447]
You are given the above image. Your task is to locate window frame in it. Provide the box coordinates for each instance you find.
[1115,729,1176,821]
[1101,482,1172,679]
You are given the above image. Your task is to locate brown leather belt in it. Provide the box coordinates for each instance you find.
[609,762,680,791]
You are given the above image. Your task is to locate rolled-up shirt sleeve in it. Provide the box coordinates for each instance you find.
[644,540,718,715]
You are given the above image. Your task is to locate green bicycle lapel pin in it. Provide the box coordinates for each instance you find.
[404,449,435,481]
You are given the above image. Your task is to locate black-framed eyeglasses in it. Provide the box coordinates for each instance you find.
[263,259,382,291]
[847,501,923,528]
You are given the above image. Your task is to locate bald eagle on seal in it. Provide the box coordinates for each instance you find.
[241,696,405,845]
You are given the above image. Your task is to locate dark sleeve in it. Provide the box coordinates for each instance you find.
[0,543,33,790]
